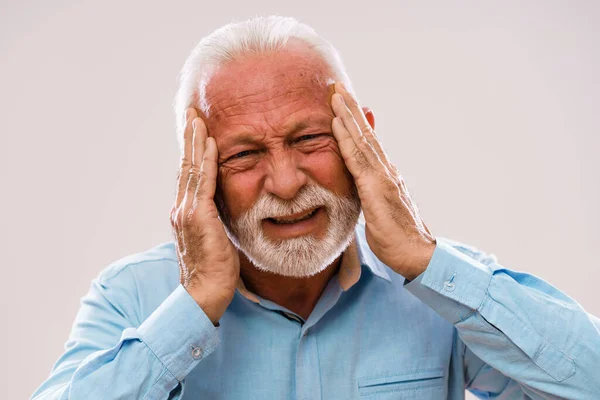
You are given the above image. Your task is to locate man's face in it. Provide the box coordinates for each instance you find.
[203,43,361,277]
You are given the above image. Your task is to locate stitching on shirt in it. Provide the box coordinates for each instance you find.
[175,342,220,382]
[427,284,482,310]
[142,366,173,399]
[426,257,493,317]
[486,288,559,353]
[477,273,494,311]
[484,290,576,381]
[314,331,324,400]
[93,279,130,321]
[532,341,547,362]
[130,266,143,325]
[358,381,443,396]
[458,310,477,323]
[138,333,173,377]
[100,257,177,283]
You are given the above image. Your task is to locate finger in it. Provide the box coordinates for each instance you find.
[331,116,371,176]
[176,108,198,207]
[336,82,395,172]
[192,117,208,168]
[331,92,381,167]
[196,137,219,201]
[179,117,208,225]
[335,82,373,136]
[178,167,200,252]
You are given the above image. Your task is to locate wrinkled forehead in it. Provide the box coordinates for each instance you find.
[202,45,335,127]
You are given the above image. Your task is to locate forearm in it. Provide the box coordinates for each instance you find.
[32,280,220,400]
[32,330,177,400]
[404,238,600,398]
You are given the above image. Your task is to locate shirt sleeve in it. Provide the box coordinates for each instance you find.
[404,238,600,399]
[31,266,220,400]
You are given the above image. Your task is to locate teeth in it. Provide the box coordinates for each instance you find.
[272,208,318,224]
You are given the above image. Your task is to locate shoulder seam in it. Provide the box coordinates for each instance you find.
[100,256,178,283]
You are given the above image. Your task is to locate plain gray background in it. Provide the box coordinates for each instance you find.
[1,1,598,399]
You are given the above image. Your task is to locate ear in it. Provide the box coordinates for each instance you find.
[362,107,375,130]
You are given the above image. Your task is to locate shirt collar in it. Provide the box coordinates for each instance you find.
[236,223,391,303]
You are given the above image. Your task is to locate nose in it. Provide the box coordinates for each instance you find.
[263,150,307,200]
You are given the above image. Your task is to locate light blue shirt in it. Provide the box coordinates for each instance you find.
[32,223,600,399]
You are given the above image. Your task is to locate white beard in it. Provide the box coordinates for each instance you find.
[217,184,362,278]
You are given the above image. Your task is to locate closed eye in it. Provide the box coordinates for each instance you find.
[295,134,324,143]
[229,149,258,160]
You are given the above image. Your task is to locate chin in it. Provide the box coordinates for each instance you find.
[219,183,362,277]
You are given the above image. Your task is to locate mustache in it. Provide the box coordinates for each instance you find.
[249,185,331,220]
[215,182,361,231]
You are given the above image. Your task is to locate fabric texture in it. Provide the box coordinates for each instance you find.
[31,222,600,399]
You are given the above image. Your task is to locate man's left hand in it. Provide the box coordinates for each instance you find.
[331,82,436,281]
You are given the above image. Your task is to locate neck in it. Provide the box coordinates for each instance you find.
[239,252,343,320]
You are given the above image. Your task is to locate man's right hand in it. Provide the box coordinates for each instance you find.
[170,107,240,325]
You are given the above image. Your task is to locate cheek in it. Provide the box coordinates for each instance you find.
[299,146,354,195]
[219,169,263,219]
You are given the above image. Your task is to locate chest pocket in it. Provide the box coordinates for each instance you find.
[357,368,445,399]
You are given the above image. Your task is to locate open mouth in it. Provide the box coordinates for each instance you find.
[267,207,321,225]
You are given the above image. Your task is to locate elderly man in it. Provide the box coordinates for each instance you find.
[33,16,599,400]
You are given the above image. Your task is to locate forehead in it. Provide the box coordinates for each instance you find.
[203,44,334,141]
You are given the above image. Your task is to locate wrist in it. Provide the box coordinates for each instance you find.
[185,284,232,325]
[404,240,437,281]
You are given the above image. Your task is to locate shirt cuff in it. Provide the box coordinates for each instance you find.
[137,284,220,382]
[404,238,493,324]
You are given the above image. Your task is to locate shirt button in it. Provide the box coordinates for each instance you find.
[444,273,456,291]
[191,346,202,360]
[443,280,456,291]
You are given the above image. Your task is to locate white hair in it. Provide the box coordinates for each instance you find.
[220,183,362,278]
[172,15,354,151]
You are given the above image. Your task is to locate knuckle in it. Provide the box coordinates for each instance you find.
[196,172,208,195]
[359,136,372,150]
[187,171,199,186]
[359,124,372,134]
[184,203,197,224]
[172,207,181,225]
[180,159,191,171]
[379,172,395,187]
[352,148,369,171]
